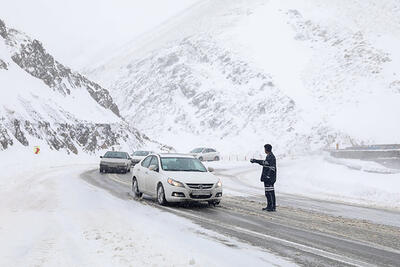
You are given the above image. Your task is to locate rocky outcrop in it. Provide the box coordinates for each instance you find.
[0,19,7,39]
[0,59,7,70]
[101,35,306,152]
[0,116,146,153]
[1,19,120,117]
[0,18,158,153]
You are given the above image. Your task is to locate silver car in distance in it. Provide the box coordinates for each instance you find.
[130,150,154,166]
[100,151,131,173]
[131,153,223,206]
[190,147,220,161]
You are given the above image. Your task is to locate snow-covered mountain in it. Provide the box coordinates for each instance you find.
[0,18,155,154]
[88,0,400,155]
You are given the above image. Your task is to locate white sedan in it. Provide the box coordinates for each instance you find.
[131,153,223,205]
[130,150,154,166]
[190,147,220,161]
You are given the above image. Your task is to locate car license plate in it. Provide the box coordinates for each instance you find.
[191,190,211,196]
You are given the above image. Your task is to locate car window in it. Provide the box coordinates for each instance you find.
[160,157,207,172]
[210,149,216,152]
[104,151,127,159]
[149,156,159,168]
[141,156,152,168]
[133,151,150,156]
[190,148,204,153]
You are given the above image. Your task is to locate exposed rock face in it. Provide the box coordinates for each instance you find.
[0,19,153,153]
[2,23,120,116]
[98,34,347,153]
[0,116,144,154]
[0,59,7,70]
[0,19,7,39]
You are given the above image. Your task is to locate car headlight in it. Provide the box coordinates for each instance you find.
[167,178,184,187]
[216,179,222,188]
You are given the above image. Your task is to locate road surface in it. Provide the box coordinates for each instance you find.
[80,167,400,267]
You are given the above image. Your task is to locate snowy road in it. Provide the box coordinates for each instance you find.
[81,167,400,267]
[215,166,400,228]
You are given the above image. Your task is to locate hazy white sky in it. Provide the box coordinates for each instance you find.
[0,0,199,69]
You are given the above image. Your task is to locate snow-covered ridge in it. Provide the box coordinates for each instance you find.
[1,19,119,116]
[0,18,155,154]
[89,0,400,154]
[96,34,350,154]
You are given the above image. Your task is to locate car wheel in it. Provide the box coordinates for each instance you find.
[132,178,143,198]
[99,168,103,173]
[199,156,203,161]
[214,156,220,161]
[127,167,131,173]
[157,184,168,206]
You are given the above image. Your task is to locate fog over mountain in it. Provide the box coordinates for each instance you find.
[0,0,199,69]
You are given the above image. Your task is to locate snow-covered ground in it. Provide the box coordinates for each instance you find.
[0,152,295,267]
[1,146,399,266]
[206,155,400,210]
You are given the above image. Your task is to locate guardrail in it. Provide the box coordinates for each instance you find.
[220,154,265,161]
[326,144,400,169]
[329,149,400,160]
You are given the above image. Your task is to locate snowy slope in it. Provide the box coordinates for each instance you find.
[0,19,153,154]
[88,0,400,155]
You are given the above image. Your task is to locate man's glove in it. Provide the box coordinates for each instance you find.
[250,159,255,163]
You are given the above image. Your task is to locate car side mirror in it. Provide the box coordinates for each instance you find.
[208,167,214,172]
[149,165,159,172]
[100,156,103,158]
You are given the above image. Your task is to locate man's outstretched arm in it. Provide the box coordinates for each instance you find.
[250,159,269,166]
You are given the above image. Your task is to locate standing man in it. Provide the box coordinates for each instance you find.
[250,144,277,211]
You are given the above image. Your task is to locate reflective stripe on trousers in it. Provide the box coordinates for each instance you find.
[265,186,274,191]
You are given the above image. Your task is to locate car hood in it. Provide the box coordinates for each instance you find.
[162,171,218,184]
[101,158,128,164]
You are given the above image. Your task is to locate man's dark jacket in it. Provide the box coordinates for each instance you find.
[253,153,277,184]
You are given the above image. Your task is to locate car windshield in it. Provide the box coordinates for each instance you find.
[104,151,127,159]
[160,157,207,172]
[190,148,204,153]
[133,151,150,156]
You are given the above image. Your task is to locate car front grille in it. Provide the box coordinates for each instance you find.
[106,162,119,166]
[189,194,212,199]
[186,183,214,189]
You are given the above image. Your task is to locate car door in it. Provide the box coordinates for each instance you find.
[199,148,206,160]
[204,148,212,161]
[125,152,132,167]
[209,148,217,160]
[137,156,152,193]
[146,156,161,196]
